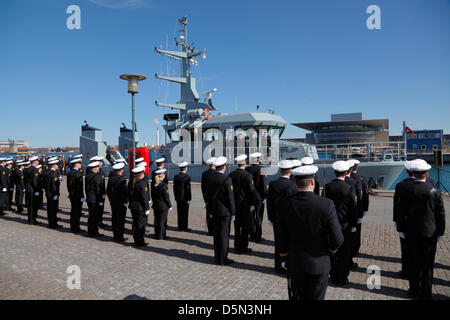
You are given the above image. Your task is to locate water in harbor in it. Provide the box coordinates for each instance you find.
[390,164,450,191]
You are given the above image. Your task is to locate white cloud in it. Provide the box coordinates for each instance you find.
[88,0,152,9]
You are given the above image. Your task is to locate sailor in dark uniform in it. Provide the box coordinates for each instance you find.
[267,160,296,274]
[45,159,61,229]
[173,162,192,232]
[206,156,236,266]
[246,152,267,243]
[0,158,8,216]
[323,160,358,287]
[67,158,84,233]
[201,157,216,235]
[151,158,168,188]
[397,159,445,300]
[393,160,416,279]
[151,168,172,239]
[97,157,107,229]
[129,166,151,246]
[301,157,321,195]
[229,154,261,254]
[6,160,14,211]
[25,156,40,224]
[107,162,128,242]
[85,161,103,237]
[349,159,369,259]
[278,165,344,300]
[14,161,25,214]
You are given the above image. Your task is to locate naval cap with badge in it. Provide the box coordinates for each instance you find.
[132,166,146,174]
[332,160,350,173]
[155,158,165,164]
[249,152,262,159]
[301,157,314,166]
[88,161,100,168]
[213,156,227,168]
[178,161,189,168]
[155,168,167,175]
[70,158,82,164]
[112,162,125,171]
[206,157,216,165]
[291,165,319,180]
[235,154,247,165]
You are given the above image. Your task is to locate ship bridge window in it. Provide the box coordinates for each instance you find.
[168,130,181,142]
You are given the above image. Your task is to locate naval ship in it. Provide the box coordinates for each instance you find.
[150,16,406,189]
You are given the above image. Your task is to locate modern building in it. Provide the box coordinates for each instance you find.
[293,113,389,145]
[79,123,107,161]
[406,129,443,152]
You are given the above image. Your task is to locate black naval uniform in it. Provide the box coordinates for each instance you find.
[351,171,369,258]
[129,177,151,245]
[97,168,107,227]
[278,191,344,300]
[151,178,172,239]
[393,176,416,277]
[201,168,216,235]
[107,172,128,242]
[397,180,446,299]
[267,176,296,273]
[7,167,14,210]
[173,171,192,231]
[245,164,267,243]
[345,174,363,262]
[45,169,60,229]
[323,178,358,286]
[0,165,7,215]
[67,167,84,233]
[14,167,25,213]
[151,168,168,188]
[25,166,40,223]
[85,171,103,237]
[206,171,236,265]
[229,167,262,253]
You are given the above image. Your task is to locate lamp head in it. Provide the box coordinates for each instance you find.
[120,74,146,94]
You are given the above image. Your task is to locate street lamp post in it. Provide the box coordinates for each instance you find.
[120,74,146,169]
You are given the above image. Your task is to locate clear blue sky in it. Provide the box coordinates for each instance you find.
[1,0,449,148]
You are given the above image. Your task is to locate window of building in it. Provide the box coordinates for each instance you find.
[424,133,428,139]
[419,134,424,139]
[432,144,439,150]
[430,133,435,139]
[413,144,417,149]
[421,144,427,150]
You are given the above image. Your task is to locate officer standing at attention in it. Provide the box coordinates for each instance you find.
[0,158,8,216]
[278,165,344,300]
[393,160,416,279]
[85,161,103,238]
[201,157,216,235]
[246,152,267,243]
[301,157,321,195]
[323,160,358,287]
[207,156,236,266]
[25,156,40,224]
[14,161,25,214]
[6,160,14,211]
[67,158,85,233]
[151,158,168,188]
[96,157,107,229]
[151,168,172,239]
[267,160,296,274]
[107,162,128,243]
[173,162,192,232]
[229,154,261,254]
[128,166,151,246]
[397,159,445,300]
[45,159,61,229]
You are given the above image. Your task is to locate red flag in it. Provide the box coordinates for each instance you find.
[406,126,414,134]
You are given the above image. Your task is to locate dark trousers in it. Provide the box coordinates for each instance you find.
[406,236,437,299]
[250,201,264,243]
[70,198,83,232]
[25,192,33,221]
[87,203,100,236]
[132,209,148,245]
[400,236,408,275]
[290,271,328,300]
[273,221,282,272]
[0,191,6,214]
[47,197,59,228]
[234,207,251,252]
[352,222,362,257]
[15,189,24,213]
[330,229,352,285]
[154,209,168,239]
[213,215,231,265]
[176,201,189,231]
[8,188,14,209]
[98,199,105,226]
[38,191,43,209]
[206,208,214,235]
[111,203,127,241]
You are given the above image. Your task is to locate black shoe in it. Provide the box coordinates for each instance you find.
[276,268,287,275]
[408,289,420,299]
[99,223,107,229]
[32,220,40,225]
[135,242,148,247]
[351,262,358,269]
[72,228,83,234]
[224,259,234,266]
[184,228,191,232]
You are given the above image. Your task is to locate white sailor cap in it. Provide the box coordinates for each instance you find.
[48,159,59,165]
[29,156,39,162]
[135,157,144,164]
[301,157,314,166]
[290,159,302,168]
[0,158,6,162]
[332,160,350,172]
[206,157,217,165]
[48,156,58,161]
[410,159,431,172]
[404,160,415,171]
[155,168,167,175]
[235,154,247,164]
[291,165,318,179]
[249,152,262,159]
[6,157,13,161]
[347,159,360,167]
[70,159,82,164]
[88,161,100,168]
[178,161,189,168]
[35,165,42,169]
[112,162,125,170]
[23,161,31,165]
[16,161,24,166]
[114,159,126,164]
[137,162,147,168]
[278,160,293,169]
[6,160,13,165]
[213,156,227,167]
[74,154,83,159]
[89,156,103,162]
[155,158,165,164]
[132,166,145,174]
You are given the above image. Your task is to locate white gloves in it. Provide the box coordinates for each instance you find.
[99,202,104,207]
[124,203,128,207]
[357,218,362,224]
[34,192,39,196]
[58,177,62,182]
[398,232,405,239]
[209,214,213,219]
[262,199,267,204]
[80,197,85,202]
[268,220,273,227]
[102,194,106,199]
[437,236,443,242]
[250,206,255,212]
[145,210,150,216]
[169,207,173,211]
[187,200,191,205]
[3,188,8,192]
[281,262,286,269]
[362,211,368,217]
[23,189,26,193]
[9,188,13,191]
[351,227,357,233]
[53,195,58,200]
[231,215,236,222]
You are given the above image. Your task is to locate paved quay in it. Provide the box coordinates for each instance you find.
[0,178,449,300]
